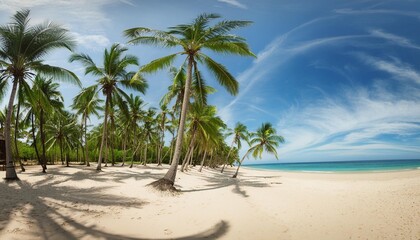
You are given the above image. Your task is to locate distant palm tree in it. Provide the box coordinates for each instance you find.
[142,107,157,166]
[125,13,255,189]
[69,43,147,171]
[71,86,103,166]
[232,123,284,178]
[221,122,249,173]
[31,75,64,171]
[157,104,169,166]
[181,103,225,172]
[0,10,79,180]
[124,94,146,168]
[46,111,80,167]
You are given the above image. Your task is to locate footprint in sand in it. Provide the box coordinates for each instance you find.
[164,229,172,235]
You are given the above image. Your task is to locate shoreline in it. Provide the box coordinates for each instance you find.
[1,164,419,239]
[243,165,420,174]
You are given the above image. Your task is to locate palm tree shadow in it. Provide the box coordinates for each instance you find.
[0,167,231,239]
[27,165,163,184]
[180,168,281,198]
[0,178,147,239]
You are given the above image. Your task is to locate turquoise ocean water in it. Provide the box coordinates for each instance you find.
[245,159,420,172]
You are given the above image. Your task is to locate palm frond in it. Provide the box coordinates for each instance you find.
[35,64,81,87]
[125,27,180,47]
[199,53,238,95]
[140,53,178,73]
[203,41,256,57]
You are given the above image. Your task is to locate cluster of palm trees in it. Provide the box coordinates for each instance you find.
[0,10,284,188]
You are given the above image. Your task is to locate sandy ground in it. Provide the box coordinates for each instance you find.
[0,164,419,240]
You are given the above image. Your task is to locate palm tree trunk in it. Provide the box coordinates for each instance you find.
[40,109,47,172]
[31,113,41,165]
[199,149,207,172]
[168,134,175,165]
[157,119,165,166]
[155,56,193,187]
[110,117,115,166]
[143,141,148,166]
[181,127,196,172]
[66,148,70,167]
[60,138,64,166]
[4,78,19,180]
[97,95,110,171]
[232,148,252,178]
[181,147,190,172]
[76,145,79,163]
[104,132,108,167]
[221,139,235,173]
[122,129,127,166]
[186,145,194,170]
[14,99,25,172]
[84,114,90,166]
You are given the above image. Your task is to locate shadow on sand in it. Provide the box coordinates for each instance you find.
[179,167,281,198]
[0,166,230,239]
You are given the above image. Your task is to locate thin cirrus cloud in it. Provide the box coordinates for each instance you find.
[72,32,111,51]
[334,8,420,18]
[217,0,247,9]
[0,0,134,32]
[218,8,420,162]
[277,88,420,161]
[370,29,420,50]
[357,53,420,85]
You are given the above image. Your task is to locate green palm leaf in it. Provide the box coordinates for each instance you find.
[199,53,238,95]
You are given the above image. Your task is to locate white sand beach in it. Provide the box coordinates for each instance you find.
[1,165,419,240]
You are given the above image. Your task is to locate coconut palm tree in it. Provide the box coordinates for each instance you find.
[31,75,64,171]
[46,111,80,167]
[157,104,169,166]
[0,9,79,179]
[71,86,103,166]
[221,122,249,173]
[124,93,146,167]
[69,43,147,171]
[181,103,225,172]
[125,13,254,189]
[142,107,157,166]
[232,122,285,178]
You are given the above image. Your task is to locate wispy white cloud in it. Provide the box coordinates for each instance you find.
[358,54,420,85]
[370,29,420,50]
[277,87,420,160]
[220,33,370,125]
[72,32,111,51]
[334,8,420,19]
[217,0,247,9]
[0,0,133,32]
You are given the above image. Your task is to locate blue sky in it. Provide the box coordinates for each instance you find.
[1,0,420,163]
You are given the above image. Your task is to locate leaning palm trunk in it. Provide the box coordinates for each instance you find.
[143,141,148,166]
[232,148,252,178]
[150,57,193,189]
[104,133,108,167]
[110,118,115,166]
[14,100,25,172]
[221,139,235,173]
[157,119,165,166]
[97,96,110,171]
[60,138,64,166]
[122,131,127,166]
[181,127,197,172]
[199,150,207,172]
[40,110,47,172]
[5,79,19,180]
[168,134,176,165]
[31,113,41,165]
[84,114,90,166]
